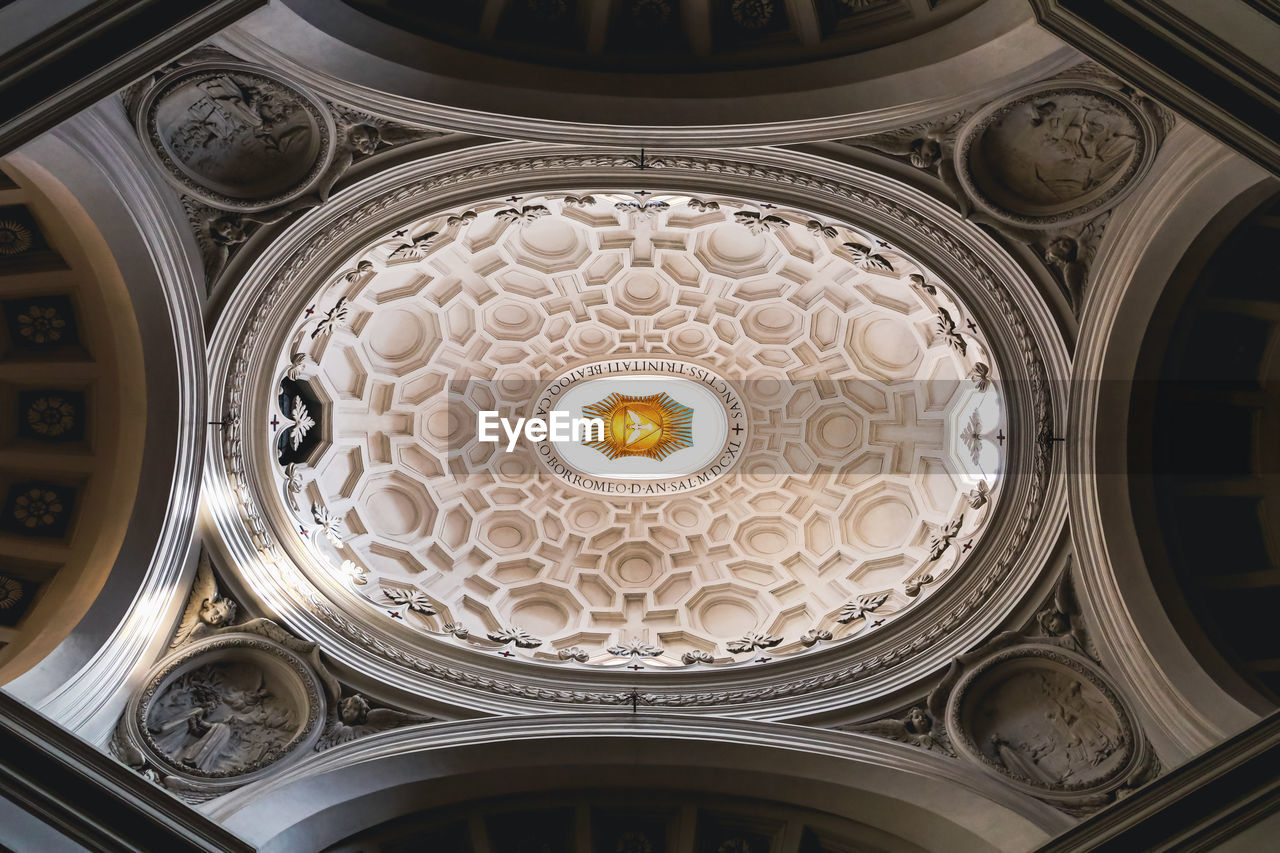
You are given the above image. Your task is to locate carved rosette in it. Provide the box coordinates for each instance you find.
[134,59,337,212]
[935,637,1154,811]
[116,633,327,794]
[954,78,1161,229]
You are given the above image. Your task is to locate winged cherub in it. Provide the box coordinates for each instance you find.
[170,551,238,649]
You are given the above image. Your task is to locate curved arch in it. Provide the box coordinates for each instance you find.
[2,102,207,744]
[205,714,1071,853]
[1069,123,1277,763]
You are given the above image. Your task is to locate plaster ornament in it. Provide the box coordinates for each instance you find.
[616,200,670,221]
[734,210,788,234]
[311,503,343,545]
[381,585,435,614]
[852,112,973,217]
[446,210,478,227]
[994,212,1111,314]
[561,195,596,207]
[851,706,952,754]
[727,632,783,654]
[934,307,967,355]
[799,627,833,647]
[687,198,720,212]
[806,219,838,238]
[497,204,551,224]
[558,647,590,662]
[488,626,543,648]
[316,694,435,751]
[386,231,439,263]
[909,273,937,296]
[443,622,470,640]
[170,550,239,650]
[338,259,375,284]
[843,241,894,273]
[606,639,664,658]
[282,463,304,512]
[904,574,934,597]
[340,560,367,586]
[969,362,991,391]
[16,304,66,344]
[928,515,964,562]
[961,410,985,465]
[285,352,307,381]
[968,480,991,510]
[0,219,33,254]
[310,296,349,339]
[0,576,21,610]
[681,650,715,665]
[287,396,315,451]
[836,593,889,624]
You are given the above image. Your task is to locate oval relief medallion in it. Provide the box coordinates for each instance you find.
[130,634,326,782]
[956,82,1155,227]
[136,61,337,212]
[946,644,1139,800]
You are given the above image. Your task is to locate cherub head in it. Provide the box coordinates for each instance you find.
[909,137,942,169]
[348,124,381,156]
[1045,236,1078,266]
[905,707,932,734]
[209,216,247,246]
[1037,606,1070,637]
[339,694,371,725]
[199,595,237,627]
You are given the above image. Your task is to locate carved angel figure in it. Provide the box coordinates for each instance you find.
[991,212,1110,314]
[1035,568,1096,660]
[170,551,238,649]
[316,694,434,751]
[851,112,973,217]
[852,706,951,754]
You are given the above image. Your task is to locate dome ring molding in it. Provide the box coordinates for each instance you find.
[205,142,1068,718]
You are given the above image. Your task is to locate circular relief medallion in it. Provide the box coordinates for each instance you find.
[130,635,326,782]
[946,645,1137,798]
[956,83,1152,227]
[136,61,336,211]
[530,360,746,496]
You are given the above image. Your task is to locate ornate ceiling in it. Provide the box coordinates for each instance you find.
[269,190,1005,669]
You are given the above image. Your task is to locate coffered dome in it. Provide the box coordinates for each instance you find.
[267,190,1005,669]
[205,145,1065,715]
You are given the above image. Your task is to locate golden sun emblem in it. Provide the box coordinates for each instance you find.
[582,392,693,461]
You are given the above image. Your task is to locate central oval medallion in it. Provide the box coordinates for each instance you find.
[533,360,746,496]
